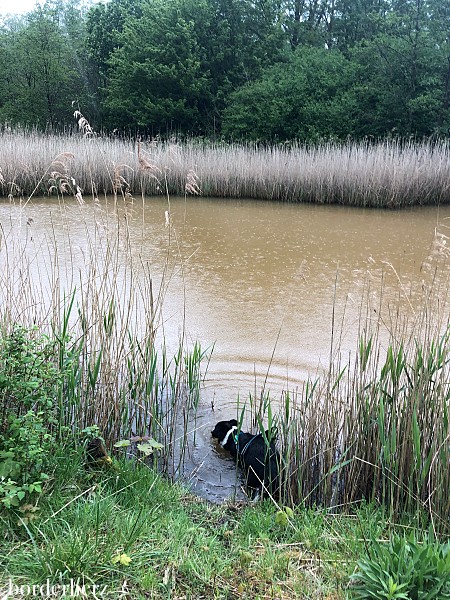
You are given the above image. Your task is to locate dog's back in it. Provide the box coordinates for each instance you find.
[211,420,280,497]
[238,433,279,496]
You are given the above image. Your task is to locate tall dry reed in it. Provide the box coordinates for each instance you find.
[1,130,449,207]
[1,121,449,530]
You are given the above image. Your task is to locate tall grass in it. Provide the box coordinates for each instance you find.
[0,188,206,479]
[247,266,450,534]
[1,129,449,207]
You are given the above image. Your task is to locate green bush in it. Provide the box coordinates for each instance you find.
[0,326,62,509]
[349,533,450,599]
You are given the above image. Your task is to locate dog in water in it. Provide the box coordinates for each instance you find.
[211,419,279,498]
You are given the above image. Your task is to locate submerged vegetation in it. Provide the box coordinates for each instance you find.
[1,130,450,207]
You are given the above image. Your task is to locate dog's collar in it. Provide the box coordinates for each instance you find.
[221,425,238,448]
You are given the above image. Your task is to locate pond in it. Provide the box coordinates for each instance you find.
[1,196,448,500]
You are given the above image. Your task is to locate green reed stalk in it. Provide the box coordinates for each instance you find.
[249,269,449,532]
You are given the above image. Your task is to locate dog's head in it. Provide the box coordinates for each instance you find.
[211,419,238,448]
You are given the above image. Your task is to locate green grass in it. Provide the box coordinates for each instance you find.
[1,445,412,600]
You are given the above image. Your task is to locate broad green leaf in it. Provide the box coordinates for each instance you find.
[275,510,288,527]
[114,440,131,448]
[147,439,164,450]
[137,443,154,456]
[112,553,132,566]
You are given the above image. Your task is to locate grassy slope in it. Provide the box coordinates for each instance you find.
[1,447,393,600]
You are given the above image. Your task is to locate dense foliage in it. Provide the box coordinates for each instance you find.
[0,327,63,509]
[0,0,449,140]
[350,533,450,599]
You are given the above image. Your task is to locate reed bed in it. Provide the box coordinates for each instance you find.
[1,129,449,207]
[1,194,449,531]
[247,264,450,534]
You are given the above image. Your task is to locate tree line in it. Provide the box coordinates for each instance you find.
[0,0,449,141]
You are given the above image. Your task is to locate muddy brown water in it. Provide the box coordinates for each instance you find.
[1,196,449,501]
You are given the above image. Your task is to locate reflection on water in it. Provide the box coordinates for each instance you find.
[1,196,448,501]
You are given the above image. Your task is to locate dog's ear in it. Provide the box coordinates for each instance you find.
[265,427,278,441]
[230,419,238,427]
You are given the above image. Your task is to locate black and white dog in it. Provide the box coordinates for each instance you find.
[211,419,280,498]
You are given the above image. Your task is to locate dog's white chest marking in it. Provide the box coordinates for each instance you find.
[220,425,237,448]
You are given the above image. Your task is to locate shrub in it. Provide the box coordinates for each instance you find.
[0,326,62,509]
[349,533,450,599]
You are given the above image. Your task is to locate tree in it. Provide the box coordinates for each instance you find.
[426,0,450,131]
[331,0,391,51]
[282,0,334,49]
[89,0,286,133]
[222,47,358,141]
[84,0,142,125]
[349,0,449,137]
[1,0,448,138]
[0,3,87,129]
[103,0,210,133]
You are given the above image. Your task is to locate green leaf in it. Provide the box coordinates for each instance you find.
[112,553,132,566]
[0,458,21,479]
[239,551,252,567]
[147,438,164,450]
[275,510,288,527]
[137,443,154,456]
[114,440,131,448]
